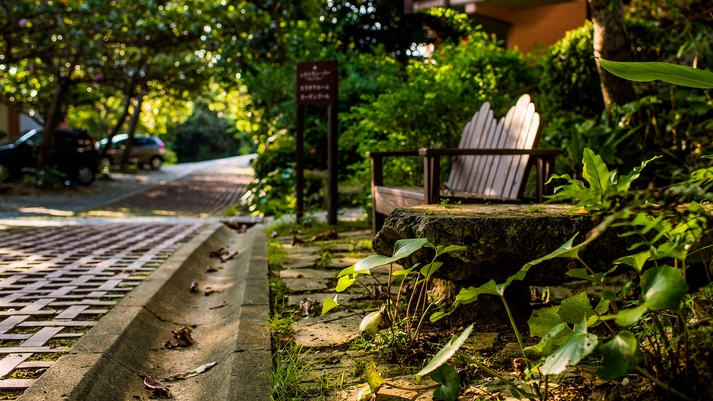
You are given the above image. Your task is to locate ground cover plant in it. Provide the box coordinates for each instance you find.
[322,147,713,400]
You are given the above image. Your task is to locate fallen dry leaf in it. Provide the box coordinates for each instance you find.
[270,230,279,238]
[209,247,229,259]
[299,298,316,317]
[189,282,198,293]
[220,251,238,263]
[206,266,220,273]
[291,235,304,246]
[209,302,228,310]
[204,287,222,296]
[164,326,195,349]
[310,230,338,242]
[164,362,217,381]
[143,375,171,398]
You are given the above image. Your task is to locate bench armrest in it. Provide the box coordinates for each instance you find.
[419,148,561,156]
[366,150,420,158]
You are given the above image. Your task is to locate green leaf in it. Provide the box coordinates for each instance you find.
[359,311,383,336]
[641,265,689,311]
[558,292,594,324]
[356,385,373,401]
[455,281,499,304]
[436,244,467,257]
[336,275,355,292]
[599,58,713,89]
[430,311,447,322]
[321,296,340,315]
[541,318,598,375]
[612,305,648,327]
[528,305,563,337]
[654,241,688,261]
[614,251,650,272]
[416,324,474,382]
[602,288,618,301]
[364,361,385,393]
[431,364,460,401]
[391,266,416,277]
[615,156,660,191]
[354,238,429,271]
[596,331,643,380]
[582,148,612,194]
[337,265,370,278]
[525,323,569,356]
[420,262,443,279]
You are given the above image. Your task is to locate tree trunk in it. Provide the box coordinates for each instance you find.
[120,92,144,168]
[588,0,637,117]
[100,91,134,160]
[38,77,68,170]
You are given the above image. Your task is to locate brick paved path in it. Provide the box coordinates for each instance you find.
[0,224,205,391]
[102,170,252,216]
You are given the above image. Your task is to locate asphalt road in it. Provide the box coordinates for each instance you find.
[0,154,257,220]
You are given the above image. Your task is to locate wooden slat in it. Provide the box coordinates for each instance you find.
[0,378,36,389]
[0,353,31,377]
[373,186,424,215]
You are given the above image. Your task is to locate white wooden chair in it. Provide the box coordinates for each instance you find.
[366,94,560,232]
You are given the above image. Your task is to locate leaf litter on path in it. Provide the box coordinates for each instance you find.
[164,362,217,381]
[164,326,195,349]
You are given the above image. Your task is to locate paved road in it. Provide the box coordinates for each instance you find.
[0,155,259,398]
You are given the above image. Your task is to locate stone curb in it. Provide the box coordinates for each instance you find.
[17,222,271,401]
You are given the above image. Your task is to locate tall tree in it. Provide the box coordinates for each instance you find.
[588,0,637,118]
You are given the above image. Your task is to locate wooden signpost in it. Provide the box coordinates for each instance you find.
[296,60,338,225]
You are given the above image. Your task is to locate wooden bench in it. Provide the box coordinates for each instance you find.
[367,94,560,233]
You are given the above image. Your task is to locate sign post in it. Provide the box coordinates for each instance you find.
[296,60,338,225]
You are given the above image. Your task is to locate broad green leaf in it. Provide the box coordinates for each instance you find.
[359,311,383,336]
[431,364,460,401]
[354,238,429,271]
[599,58,713,89]
[528,305,563,337]
[336,276,355,292]
[364,361,384,392]
[416,324,474,382]
[541,318,598,375]
[558,292,594,324]
[436,245,467,256]
[596,331,643,379]
[321,296,340,315]
[582,148,611,194]
[641,265,689,311]
[525,323,569,356]
[614,251,650,272]
[420,262,443,278]
[455,281,499,304]
[587,298,610,327]
[612,305,648,327]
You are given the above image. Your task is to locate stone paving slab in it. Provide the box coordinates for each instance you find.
[293,311,363,349]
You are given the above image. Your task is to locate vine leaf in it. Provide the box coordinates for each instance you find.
[614,251,650,272]
[525,322,569,357]
[558,292,594,325]
[528,305,562,338]
[354,238,430,272]
[416,324,474,382]
[541,318,598,375]
[431,364,460,401]
[596,331,643,380]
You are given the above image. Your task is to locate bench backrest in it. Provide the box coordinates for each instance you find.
[446,94,540,199]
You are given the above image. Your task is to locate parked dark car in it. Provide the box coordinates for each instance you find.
[96,134,166,170]
[0,128,98,185]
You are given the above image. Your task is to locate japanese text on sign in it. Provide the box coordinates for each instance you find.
[296,60,338,106]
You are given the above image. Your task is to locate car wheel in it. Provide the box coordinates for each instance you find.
[0,164,9,182]
[149,156,162,170]
[75,165,96,186]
